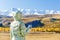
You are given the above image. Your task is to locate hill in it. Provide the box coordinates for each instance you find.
[0,14,60,28]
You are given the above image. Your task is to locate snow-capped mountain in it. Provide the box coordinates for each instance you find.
[0,8,60,16]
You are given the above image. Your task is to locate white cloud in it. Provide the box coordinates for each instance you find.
[0,10,8,15]
[25,13,30,15]
[45,10,54,14]
[45,10,49,14]
[56,11,60,14]
[34,12,38,14]
[23,9,31,15]
[8,11,16,17]
[24,11,31,15]
[0,10,7,12]
[1,9,60,16]
[35,9,37,12]
[33,9,45,15]
[34,9,39,15]
[20,9,24,12]
[49,10,54,14]
[40,10,44,11]
[17,8,20,11]
[25,9,30,12]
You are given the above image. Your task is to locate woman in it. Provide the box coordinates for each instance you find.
[10,11,32,40]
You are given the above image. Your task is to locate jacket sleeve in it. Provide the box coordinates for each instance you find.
[20,22,31,35]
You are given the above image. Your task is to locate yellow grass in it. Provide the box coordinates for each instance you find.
[0,33,60,40]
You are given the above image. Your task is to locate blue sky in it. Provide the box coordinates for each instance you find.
[0,0,60,10]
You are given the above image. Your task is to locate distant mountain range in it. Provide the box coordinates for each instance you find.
[24,14,60,18]
[0,15,12,18]
[0,14,60,18]
[0,8,60,16]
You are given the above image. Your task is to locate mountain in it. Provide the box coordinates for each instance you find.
[0,15,12,18]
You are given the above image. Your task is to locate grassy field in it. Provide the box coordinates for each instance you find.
[0,32,60,40]
[0,16,60,40]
